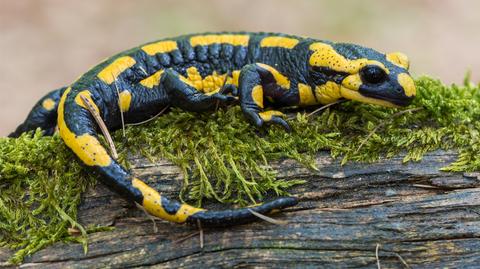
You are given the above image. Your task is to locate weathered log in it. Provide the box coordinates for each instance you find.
[1,150,480,268]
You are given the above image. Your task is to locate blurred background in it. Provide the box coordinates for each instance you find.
[1,0,479,136]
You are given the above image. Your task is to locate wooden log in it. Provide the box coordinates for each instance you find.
[1,150,480,268]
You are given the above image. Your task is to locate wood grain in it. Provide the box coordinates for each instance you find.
[2,150,480,268]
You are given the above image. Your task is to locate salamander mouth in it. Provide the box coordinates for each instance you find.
[360,91,413,107]
[340,87,400,108]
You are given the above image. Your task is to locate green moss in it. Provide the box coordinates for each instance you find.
[1,76,480,263]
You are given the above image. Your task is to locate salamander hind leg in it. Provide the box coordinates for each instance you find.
[58,88,143,201]
[9,87,67,137]
[162,69,237,112]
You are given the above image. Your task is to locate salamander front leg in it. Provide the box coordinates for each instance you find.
[238,64,290,131]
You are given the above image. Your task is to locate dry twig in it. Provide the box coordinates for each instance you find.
[113,81,127,138]
[135,202,158,233]
[126,106,170,127]
[306,100,346,118]
[80,95,118,159]
[197,220,204,249]
[393,252,412,269]
[248,209,288,225]
[173,231,201,245]
[376,243,381,269]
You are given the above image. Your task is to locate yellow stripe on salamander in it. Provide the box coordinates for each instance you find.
[132,178,204,223]
[297,83,319,106]
[118,90,132,112]
[190,34,249,47]
[315,82,342,104]
[256,63,291,89]
[74,90,101,114]
[251,85,264,109]
[141,40,178,56]
[97,56,136,85]
[140,70,164,88]
[386,52,410,70]
[397,73,416,97]
[309,42,389,75]
[58,88,112,167]
[259,110,285,121]
[260,36,299,49]
[230,70,240,86]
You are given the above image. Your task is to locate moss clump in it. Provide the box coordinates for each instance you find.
[0,132,94,263]
[1,76,480,263]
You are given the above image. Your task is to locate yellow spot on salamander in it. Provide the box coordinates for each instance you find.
[202,72,228,94]
[119,90,132,112]
[223,70,241,88]
[190,34,249,47]
[386,52,410,70]
[132,178,204,223]
[97,56,136,85]
[180,67,203,90]
[342,74,362,91]
[297,83,318,106]
[398,73,416,97]
[259,110,284,121]
[315,82,342,104]
[260,36,299,49]
[141,40,178,56]
[58,88,112,167]
[230,70,240,86]
[74,90,100,115]
[42,98,56,111]
[251,85,264,109]
[140,70,164,88]
[180,67,231,95]
[309,43,389,75]
[256,63,291,89]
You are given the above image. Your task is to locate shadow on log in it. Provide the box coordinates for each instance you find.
[1,150,480,268]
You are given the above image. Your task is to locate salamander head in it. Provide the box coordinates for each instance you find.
[308,42,416,107]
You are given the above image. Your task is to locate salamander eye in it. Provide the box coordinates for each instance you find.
[360,65,387,84]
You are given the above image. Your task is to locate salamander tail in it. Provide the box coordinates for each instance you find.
[130,177,298,227]
[185,196,298,226]
[58,87,298,227]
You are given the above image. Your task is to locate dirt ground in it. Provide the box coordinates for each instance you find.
[1,0,479,136]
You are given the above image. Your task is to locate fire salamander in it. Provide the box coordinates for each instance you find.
[10,32,416,226]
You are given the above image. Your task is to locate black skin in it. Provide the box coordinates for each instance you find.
[10,87,67,137]
[9,32,414,226]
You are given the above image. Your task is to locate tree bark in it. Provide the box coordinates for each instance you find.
[2,150,480,268]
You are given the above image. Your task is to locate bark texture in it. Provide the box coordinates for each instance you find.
[2,150,480,268]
